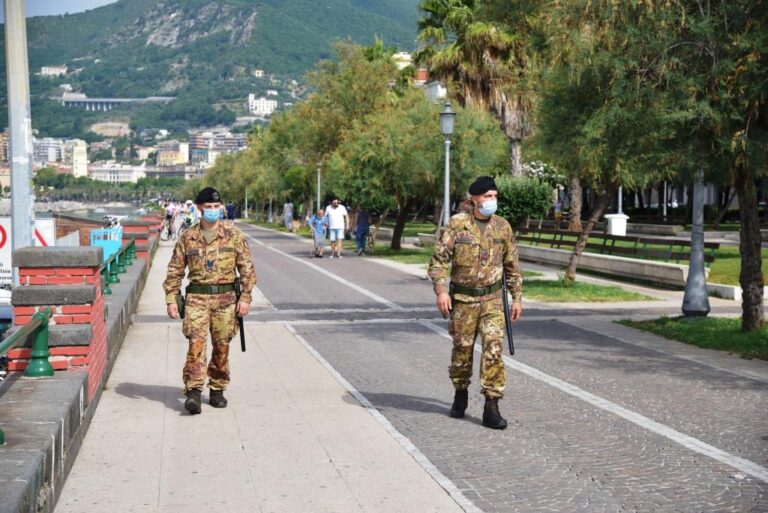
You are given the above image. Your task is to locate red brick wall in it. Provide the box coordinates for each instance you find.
[9,264,107,401]
[55,216,105,247]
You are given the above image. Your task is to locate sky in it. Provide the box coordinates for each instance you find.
[1,0,117,22]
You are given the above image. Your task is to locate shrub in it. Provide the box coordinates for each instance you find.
[495,175,553,229]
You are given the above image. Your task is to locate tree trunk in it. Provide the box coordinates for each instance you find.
[509,138,523,176]
[370,207,390,252]
[735,164,764,331]
[567,176,583,232]
[713,186,736,229]
[564,187,614,282]
[391,199,413,250]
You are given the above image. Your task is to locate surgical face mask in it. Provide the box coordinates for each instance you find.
[202,208,222,223]
[478,199,497,217]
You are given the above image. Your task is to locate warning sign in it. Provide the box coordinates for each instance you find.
[0,218,56,286]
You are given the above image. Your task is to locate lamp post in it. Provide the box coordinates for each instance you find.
[682,169,710,317]
[440,102,456,227]
[5,0,35,286]
[316,160,322,211]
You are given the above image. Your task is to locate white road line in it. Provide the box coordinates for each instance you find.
[285,324,482,513]
[245,233,403,311]
[252,306,435,316]
[252,317,445,326]
[420,321,768,484]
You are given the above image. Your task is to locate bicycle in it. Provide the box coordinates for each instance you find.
[177,217,193,238]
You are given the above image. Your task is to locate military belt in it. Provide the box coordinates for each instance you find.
[186,283,236,295]
[450,280,503,297]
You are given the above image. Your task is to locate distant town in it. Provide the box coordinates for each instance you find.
[0,52,447,190]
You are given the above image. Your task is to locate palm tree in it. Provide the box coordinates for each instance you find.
[416,0,534,175]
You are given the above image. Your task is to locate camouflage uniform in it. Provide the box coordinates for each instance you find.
[428,211,522,399]
[163,221,256,394]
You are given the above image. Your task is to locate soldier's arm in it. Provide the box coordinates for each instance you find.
[503,226,523,303]
[163,238,187,304]
[235,231,257,303]
[427,223,456,295]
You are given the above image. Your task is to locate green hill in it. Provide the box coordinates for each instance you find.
[0,0,419,133]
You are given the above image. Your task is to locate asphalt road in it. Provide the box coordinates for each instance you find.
[241,224,768,513]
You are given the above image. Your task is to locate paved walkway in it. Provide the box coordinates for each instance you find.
[55,241,464,513]
[57,224,768,512]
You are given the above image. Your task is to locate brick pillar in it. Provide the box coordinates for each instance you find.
[121,220,152,264]
[9,247,106,401]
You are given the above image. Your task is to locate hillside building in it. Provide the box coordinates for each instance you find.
[248,94,278,117]
[33,137,64,164]
[424,80,448,102]
[156,140,189,166]
[135,145,156,161]
[41,65,67,77]
[89,161,146,183]
[253,69,265,78]
[62,139,89,178]
[0,131,8,163]
[393,52,413,70]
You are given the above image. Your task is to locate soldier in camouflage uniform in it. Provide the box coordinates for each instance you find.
[164,187,256,415]
[428,176,522,430]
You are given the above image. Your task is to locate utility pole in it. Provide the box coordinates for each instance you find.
[4,0,35,286]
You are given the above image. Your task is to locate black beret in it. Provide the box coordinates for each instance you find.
[468,176,497,195]
[195,187,221,204]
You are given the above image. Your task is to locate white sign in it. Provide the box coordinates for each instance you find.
[0,217,57,286]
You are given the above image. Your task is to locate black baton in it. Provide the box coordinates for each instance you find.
[501,273,515,355]
[235,277,246,352]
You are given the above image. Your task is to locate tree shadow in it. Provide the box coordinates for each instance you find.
[113,382,190,415]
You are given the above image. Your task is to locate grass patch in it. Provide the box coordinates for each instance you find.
[707,246,768,286]
[382,222,437,238]
[524,279,655,302]
[522,270,543,278]
[620,316,768,360]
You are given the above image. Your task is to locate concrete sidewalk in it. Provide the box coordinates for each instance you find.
[54,242,464,513]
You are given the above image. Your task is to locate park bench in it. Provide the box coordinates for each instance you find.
[517,228,720,267]
[516,228,720,287]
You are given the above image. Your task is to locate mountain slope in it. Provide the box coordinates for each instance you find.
[0,0,420,131]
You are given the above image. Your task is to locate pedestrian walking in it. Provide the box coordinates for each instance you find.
[163,187,256,415]
[309,208,328,258]
[354,206,370,256]
[325,197,349,258]
[226,201,236,221]
[283,199,294,231]
[427,176,523,430]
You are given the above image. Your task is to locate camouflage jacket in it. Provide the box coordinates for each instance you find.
[428,212,522,303]
[163,221,256,304]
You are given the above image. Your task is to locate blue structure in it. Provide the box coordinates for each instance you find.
[90,227,123,262]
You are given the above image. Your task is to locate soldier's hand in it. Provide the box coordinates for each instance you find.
[510,302,522,322]
[167,303,180,319]
[436,292,452,318]
[237,301,251,317]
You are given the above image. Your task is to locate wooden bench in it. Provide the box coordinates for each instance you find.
[517,228,720,267]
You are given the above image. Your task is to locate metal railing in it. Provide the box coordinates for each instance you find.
[0,307,54,445]
[99,240,137,296]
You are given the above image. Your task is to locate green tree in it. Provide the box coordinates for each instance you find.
[416,0,537,175]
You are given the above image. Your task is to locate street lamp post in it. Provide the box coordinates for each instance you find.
[4,0,35,286]
[440,102,456,227]
[316,160,322,211]
[682,169,710,317]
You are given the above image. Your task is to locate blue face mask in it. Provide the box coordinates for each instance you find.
[479,199,497,217]
[202,208,222,223]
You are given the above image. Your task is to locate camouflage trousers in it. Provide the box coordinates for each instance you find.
[448,296,506,399]
[182,292,239,394]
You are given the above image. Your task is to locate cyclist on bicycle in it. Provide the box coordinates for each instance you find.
[183,200,198,227]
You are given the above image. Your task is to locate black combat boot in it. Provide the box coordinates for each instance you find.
[185,389,202,415]
[449,389,469,418]
[482,397,508,430]
[209,389,228,408]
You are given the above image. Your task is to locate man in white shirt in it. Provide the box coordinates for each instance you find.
[325,197,349,258]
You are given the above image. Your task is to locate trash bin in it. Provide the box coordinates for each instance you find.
[604,214,629,236]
